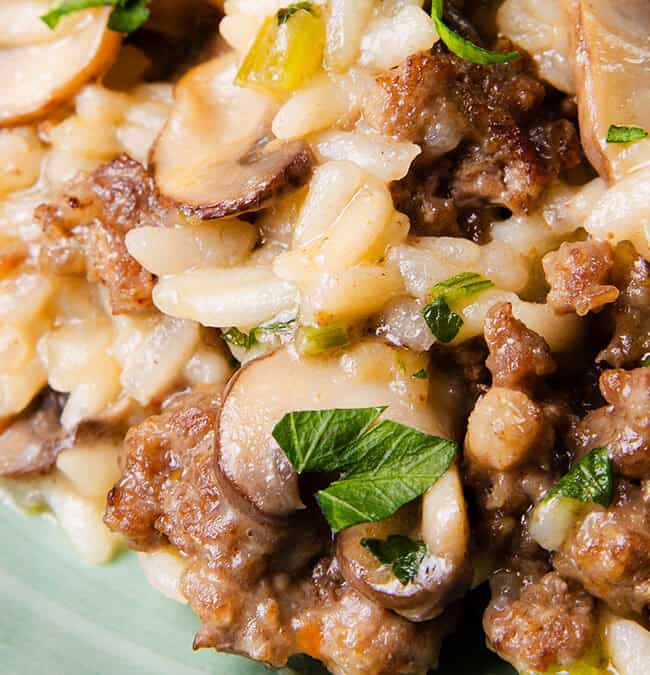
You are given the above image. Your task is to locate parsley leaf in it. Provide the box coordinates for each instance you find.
[422,272,494,343]
[545,447,613,507]
[277,2,315,25]
[431,0,519,65]
[273,408,457,532]
[412,369,428,380]
[41,0,150,33]
[607,125,648,144]
[315,420,456,532]
[361,535,426,585]
[272,407,386,473]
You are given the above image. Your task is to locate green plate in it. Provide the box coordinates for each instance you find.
[0,505,515,675]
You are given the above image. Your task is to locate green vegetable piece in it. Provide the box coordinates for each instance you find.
[607,125,649,144]
[272,407,386,473]
[236,3,325,95]
[299,324,349,355]
[315,420,456,532]
[361,535,427,585]
[223,327,255,350]
[412,369,428,380]
[642,354,650,367]
[431,0,519,65]
[422,272,493,343]
[41,0,150,33]
[545,447,613,507]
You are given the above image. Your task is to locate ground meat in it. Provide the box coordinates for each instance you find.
[0,389,69,477]
[571,367,650,480]
[365,47,580,216]
[105,390,443,675]
[598,242,650,367]
[484,570,597,671]
[553,482,650,616]
[35,155,166,314]
[484,302,557,394]
[543,240,619,316]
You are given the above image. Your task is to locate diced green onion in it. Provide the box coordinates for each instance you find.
[431,0,519,65]
[607,125,648,144]
[298,324,349,355]
[236,3,325,96]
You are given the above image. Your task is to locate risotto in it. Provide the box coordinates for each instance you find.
[0,0,649,673]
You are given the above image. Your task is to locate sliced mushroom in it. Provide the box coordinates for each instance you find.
[152,53,314,219]
[0,6,121,127]
[573,0,650,181]
[216,341,446,521]
[337,465,470,622]
[0,389,68,477]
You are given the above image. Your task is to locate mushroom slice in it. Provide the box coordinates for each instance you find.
[152,53,314,220]
[216,342,446,521]
[0,6,121,128]
[0,389,68,477]
[337,465,470,622]
[573,0,650,181]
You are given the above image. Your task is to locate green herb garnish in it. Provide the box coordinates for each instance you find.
[361,535,427,585]
[606,125,649,144]
[422,272,494,343]
[431,0,519,65]
[299,324,349,355]
[277,2,315,25]
[273,407,456,532]
[545,447,613,507]
[642,354,650,367]
[223,319,296,351]
[412,369,428,380]
[41,0,150,33]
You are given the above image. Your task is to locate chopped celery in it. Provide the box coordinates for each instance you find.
[236,3,325,96]
[298,324,349,355]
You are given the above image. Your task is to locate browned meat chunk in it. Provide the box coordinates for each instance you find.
[543,240,619,316]
[105,389,444,675]
[36,155,165,314]
[571,367,650,480]
[484,571,597,672]
[554,482,650,616]
[484,302,556,394]
[366,49,580,214]
[599,242,650,367]
[0,389,68,477]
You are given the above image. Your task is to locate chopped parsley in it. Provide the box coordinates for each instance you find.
[431,0,519,65]
[277,2,315,25]
[422,272,494,343]
[361,535,427,585]
[272,407,456,532]
[606,125,648,144]
[412,369,428,380]
[545,447,613,507]
[41,0,150,33]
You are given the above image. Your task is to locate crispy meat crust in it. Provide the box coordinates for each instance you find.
[36,155,164,314]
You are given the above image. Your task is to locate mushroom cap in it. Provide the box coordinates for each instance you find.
[216,342,445,521]
[337,465,470,622]
[0,5,121,127]
[152,53,313,219]
[574,0,650,181]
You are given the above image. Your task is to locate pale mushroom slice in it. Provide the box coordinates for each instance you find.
[216,341,448,521]
[573,0,650,181]
[337,465,470,622]
[0,5,121,128]
[152,53,313,220]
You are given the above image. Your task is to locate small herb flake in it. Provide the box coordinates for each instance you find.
[412,369,428,380]
[431,0,519,65]
[642,354,650,367]
[41,0,150,33]
[361,535,427,585]
[607,125,648,144]
[277,2,315,25]
[545,447,613,507]
[422,272,494,343]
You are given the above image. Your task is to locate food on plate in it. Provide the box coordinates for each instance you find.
[0,1,649,674]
